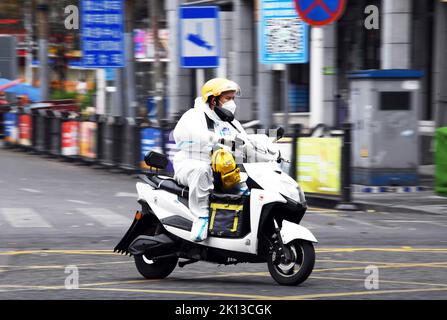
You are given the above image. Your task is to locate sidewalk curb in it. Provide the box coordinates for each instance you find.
[355,201,444,216]
[306,195,444,216]
[352,185,432,193]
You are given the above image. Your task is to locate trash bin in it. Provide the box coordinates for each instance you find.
[33,109,46,153]
[435,127,447,197]
[18,110,33,149]
[79,114,98,163]
[60,112,80,159]
[120,117,141,172]
[3,111,18,146]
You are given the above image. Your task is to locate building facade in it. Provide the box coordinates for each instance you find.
[166,0,447,133]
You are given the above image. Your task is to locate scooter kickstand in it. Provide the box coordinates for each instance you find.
[178,259,199,268]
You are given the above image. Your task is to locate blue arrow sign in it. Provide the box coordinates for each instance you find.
[179,6,220,68]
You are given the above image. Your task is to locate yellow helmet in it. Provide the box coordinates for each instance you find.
[201,78,241,103]
[211,149,241,189]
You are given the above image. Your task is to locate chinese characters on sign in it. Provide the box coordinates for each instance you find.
[81,0,125,68]
[259,0,309,64]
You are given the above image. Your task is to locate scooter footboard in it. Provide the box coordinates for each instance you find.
[280,220,318,244]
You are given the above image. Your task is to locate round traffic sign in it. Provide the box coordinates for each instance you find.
[293,0,347,26]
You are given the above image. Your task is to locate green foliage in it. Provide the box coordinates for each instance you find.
[50,90,78,100]
[80,89,96,111]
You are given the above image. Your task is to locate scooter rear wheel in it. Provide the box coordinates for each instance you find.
[134,254,178,279]
[267,240,315,286]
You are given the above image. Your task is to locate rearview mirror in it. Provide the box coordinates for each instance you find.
[276,127,284,140]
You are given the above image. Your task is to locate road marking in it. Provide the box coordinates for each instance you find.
[300,222,319,230]
[338,217,396,230]
[4,282,444,300]
[0,208,52,228]
[19,188,41,193]
[0,283,278,300]
[0,279,160,291]
[280,287,447,300]
[187,262,447,279]
[1,247,447,256]
[314,262,447,273]
[309,275,447,288]
[0,249,114,256]
[307,207,339,212]
[76,208,130,228]
[317,259,399,265]
[114,192,138,198]
[66,200,90,205]
[0,261,133,271]
[380,220,447,228]
[313,213,344,217]
[316,247,447,253]
[77,287,279,300]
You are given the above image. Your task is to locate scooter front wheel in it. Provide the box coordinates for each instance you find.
[267,240,315,286]
[134,254,178,279]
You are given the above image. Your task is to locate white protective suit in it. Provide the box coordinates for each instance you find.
[173,98,247,221]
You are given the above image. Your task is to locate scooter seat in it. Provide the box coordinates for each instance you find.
[146,175,246,203]
[147,175,189,198]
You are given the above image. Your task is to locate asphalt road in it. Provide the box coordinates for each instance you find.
[0,147,446,300]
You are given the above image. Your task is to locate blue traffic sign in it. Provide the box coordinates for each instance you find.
[81,0,125,68]
[179,6,220,68]
[259,0,309,64]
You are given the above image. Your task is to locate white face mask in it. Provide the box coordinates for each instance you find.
[221,100,237,114]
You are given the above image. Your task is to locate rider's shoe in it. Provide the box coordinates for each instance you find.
[191,217,209,242]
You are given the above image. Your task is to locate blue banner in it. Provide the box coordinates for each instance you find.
[140,128,163,169]
[4,112,18,143]
[81,0,125,68]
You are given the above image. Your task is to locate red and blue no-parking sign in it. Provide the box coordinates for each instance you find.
[293,0,346,26]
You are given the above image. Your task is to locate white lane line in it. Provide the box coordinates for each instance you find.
[337,217,396,230]
[300,222,319,230]
[20,188,41,193]
[0,208,52,228]
[380,220,447,228]
[76,208,130,228]
[66,200,90,205]
[114,192,138,198]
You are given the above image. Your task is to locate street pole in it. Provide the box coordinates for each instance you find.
[124,0,137,118]
[310,26,323,128]
[150,0,166,155]
[196,69,205,97]
[151,0,165,122]
[290,124,302,182]
[283,65,289,135]
[25,0,33,85]
[37,0,49,101]
[335,122,359,211]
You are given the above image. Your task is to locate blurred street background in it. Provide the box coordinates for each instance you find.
[0,0,446,300]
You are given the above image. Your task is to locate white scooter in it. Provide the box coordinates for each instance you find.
[115,114,317,286]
